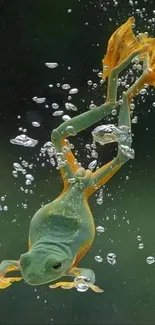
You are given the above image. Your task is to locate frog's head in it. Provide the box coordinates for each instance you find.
[19,246,73,285]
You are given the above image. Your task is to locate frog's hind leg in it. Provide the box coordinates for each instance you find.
[51,45,147,191]
[85,53,150,198]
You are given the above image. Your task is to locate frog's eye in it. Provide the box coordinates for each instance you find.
[52,262,62,270]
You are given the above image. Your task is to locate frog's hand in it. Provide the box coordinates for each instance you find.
[49,281,75,290]
[0,260,22,289]
[89,283,104,293]
[0,277,22,289]
[49,281,103,293]
[0,260,20,275]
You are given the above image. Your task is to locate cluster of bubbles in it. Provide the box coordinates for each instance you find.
[94,253,117,265]
[0,196,8,212]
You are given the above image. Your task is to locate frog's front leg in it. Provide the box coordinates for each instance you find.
[49,267,103,293]
[0,260,22,289]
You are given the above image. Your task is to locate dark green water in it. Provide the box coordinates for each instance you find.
[0,0,155,324]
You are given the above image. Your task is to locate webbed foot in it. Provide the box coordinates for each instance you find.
[49,281,75,290]
[0,276,22,289]
[49,280,103,293]
[0,260,22,289]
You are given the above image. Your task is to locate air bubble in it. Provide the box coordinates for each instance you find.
[62,115,71,121]
[45,62,58,69]
[10,134,38,147]
[32,121,41,127]
[88,160,97,171]
[66,126,76,135]
[33,97,46,104]
[65,102,77,111]
[95,255,103,263]
[96,226,105,233]
[138,243,144,249]
[69,88,78,94]
[53,110,64,116]
[146,256,155,264]
[107,253,116,265]
[62,84,70,90]
[52,103,59,109]
[74,276,90,292]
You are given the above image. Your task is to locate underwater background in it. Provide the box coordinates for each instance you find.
[0,0,155,324]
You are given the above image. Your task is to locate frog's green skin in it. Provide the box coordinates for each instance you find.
[0,47,149,292]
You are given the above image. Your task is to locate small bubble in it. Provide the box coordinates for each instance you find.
[33,97,46,104]
[140,88,147,95]
[12,170,18,177]
[138,243,144,249]
[112,109,117,116]
[66,126,76,136]
[22,160,28,167]
[132,116,138,124]
[62,84,70,90]
[13,163,23,171]
[25,180,31,186]
[62,115,71,121]
[67,9,72,13]
[87,80,93,85]
[65,102,77,111]
[45,62,58,69]
[52,103,59,109]
[53,110,64,116]
[98,72,102,78]
[96,197,103,205]
[3,206,8,211]
[95,255,103,263]
[69,88,78,94]
[146,256,155,264]
[25,174,34,181]
[32,121,41,127]
[89,103,97,109]
[137,235,142,241]
[1,196,5,201]
[96,226,105,233]
[88,159,97,171]
[107,253,116,265]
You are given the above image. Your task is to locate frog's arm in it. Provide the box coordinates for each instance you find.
[49,267,103,293]
[0,260,22,289]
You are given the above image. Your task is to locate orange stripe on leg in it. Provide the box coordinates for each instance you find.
[60,137,80,190]
[85,162,122,199]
